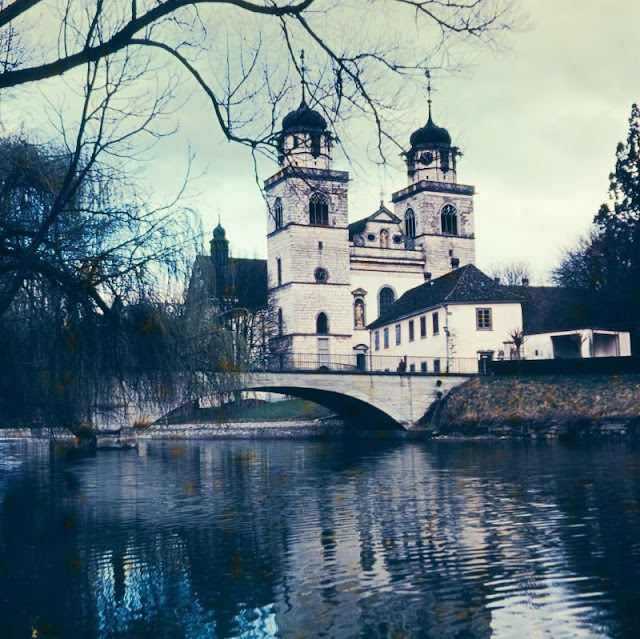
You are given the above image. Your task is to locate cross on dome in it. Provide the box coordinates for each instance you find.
[425,69,433,120]
[300,49,307,101]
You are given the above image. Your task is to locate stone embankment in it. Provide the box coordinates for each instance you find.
[132,418,345,439]
[426,373,640,439]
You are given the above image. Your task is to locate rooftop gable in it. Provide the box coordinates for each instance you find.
[348,203,401,240]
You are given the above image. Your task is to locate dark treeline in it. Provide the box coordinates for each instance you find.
[554,104,640,353]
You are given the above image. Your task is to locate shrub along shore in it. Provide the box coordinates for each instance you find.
[425,373,640,439]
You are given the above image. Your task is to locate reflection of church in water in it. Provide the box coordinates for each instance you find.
[265,80,476,367]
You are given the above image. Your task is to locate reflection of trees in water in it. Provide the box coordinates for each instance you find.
[429,442,640,636]
[1,440,639,636]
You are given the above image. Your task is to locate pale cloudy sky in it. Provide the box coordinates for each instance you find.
[159,0,639,282]
[13,0,633,283]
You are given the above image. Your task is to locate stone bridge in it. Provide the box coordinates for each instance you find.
[95,371,473,432]
[239,371,471,430]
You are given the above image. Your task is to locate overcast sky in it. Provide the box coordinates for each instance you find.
[156,0,636,282]
[16,0,633,284]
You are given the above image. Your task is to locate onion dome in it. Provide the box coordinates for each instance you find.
[410,115,451,148]
[212,222,226,240]
[282,99,327,134]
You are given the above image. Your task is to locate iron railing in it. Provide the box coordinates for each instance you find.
[256,352,481,375]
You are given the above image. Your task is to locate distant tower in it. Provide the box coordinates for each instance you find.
[210,219,229,268]
[265,52,352,365]
[392,71,476,278]
[209,220,231,311]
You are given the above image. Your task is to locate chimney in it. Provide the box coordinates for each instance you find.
[493,277,500,284]
[522,277,529,286]
[424,272,432,281]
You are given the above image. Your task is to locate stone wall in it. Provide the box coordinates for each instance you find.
[428,374,640,438]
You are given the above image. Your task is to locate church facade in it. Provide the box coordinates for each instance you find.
[265,93,477,369]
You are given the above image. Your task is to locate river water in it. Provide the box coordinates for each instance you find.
[1,438,640,638]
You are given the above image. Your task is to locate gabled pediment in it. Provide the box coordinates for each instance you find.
[351,287,368,296]
[368,205,401,224]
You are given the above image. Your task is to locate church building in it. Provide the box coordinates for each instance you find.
[187,83,633,372]
[265,86,477,370]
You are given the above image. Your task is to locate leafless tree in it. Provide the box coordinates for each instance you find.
[507,327,525,360]
[1,1,517,158]
[0,50,204,437]
[488,260,534,286]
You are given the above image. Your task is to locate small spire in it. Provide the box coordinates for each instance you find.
[300,49,307,102]
[425,69,433,121]
[379,187,385,208]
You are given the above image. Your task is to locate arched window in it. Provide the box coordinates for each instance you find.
[278,308,283,336]
[316,312,329,335]
[354,298,365,329]
[441,204,458,235]
[309,193,329,226]
[378,287,395,317]
[405,208,416,239]
[274,198,283,229]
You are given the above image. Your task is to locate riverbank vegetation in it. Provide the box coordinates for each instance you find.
[165,398,334,424]
[434,374,640,438]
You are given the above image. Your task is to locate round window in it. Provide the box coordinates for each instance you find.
[314,267,329,283]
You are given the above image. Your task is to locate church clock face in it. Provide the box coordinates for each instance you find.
[314,267,329,283]
[419,151,433,165]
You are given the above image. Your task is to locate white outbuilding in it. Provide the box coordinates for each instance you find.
[367,264,523,374]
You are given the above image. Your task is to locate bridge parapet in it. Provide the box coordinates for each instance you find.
[260,352,481,376]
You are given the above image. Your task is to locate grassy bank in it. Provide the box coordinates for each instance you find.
[434,374,640,438]
[169,398,335,424]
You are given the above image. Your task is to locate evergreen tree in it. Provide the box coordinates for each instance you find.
[554,103,640,352]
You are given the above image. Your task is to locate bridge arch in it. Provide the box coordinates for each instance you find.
[243,382,403,430]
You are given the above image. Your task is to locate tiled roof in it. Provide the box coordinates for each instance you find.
[504,285,627,334]
[368,264,520,328]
